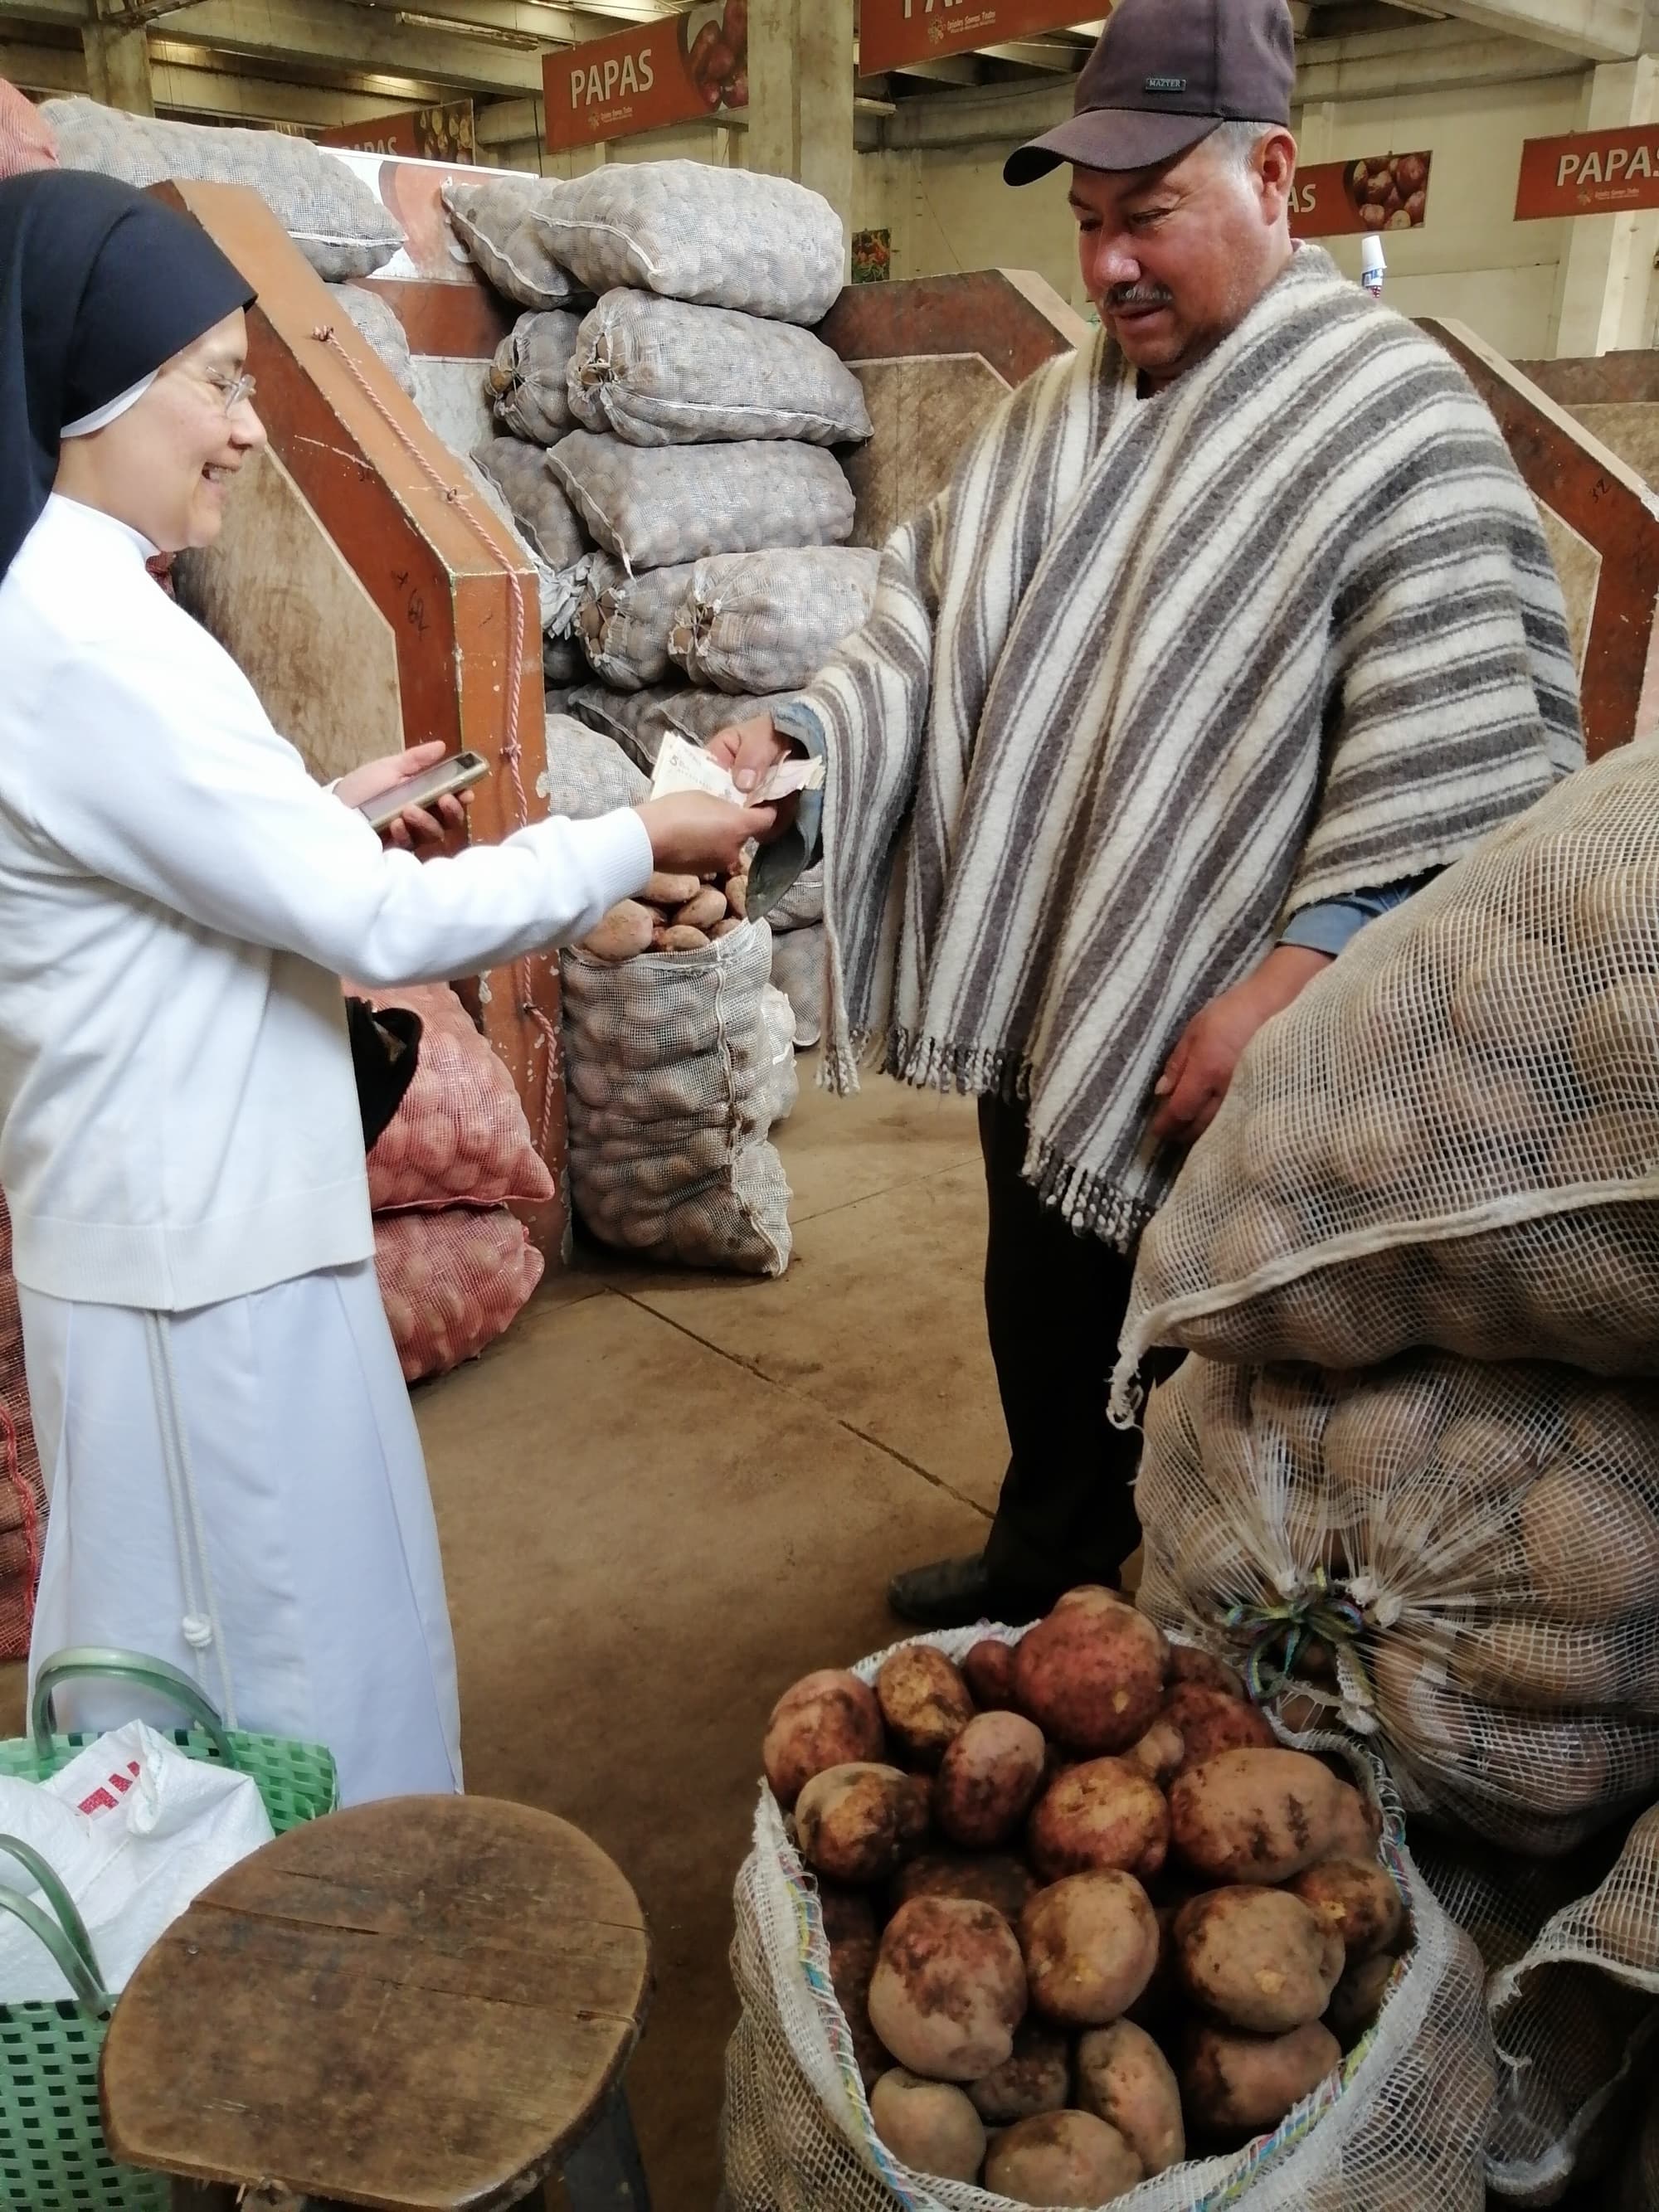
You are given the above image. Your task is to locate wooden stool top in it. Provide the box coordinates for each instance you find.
[100,1796,652,2212]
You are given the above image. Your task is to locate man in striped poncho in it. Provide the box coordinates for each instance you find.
[713,0,1583,1629]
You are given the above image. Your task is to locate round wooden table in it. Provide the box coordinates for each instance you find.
[100,1796,653,2211]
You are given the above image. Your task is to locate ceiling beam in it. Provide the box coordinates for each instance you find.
[977,39,1082,70]
[1420,0,1642,58]
[107,0,548,93]
[1297,15,1588,94]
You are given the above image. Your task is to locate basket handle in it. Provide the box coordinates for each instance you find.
[32,1648,237,1768]
[0,1835,112,2015]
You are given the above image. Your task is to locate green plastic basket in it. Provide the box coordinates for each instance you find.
[0,1649,339,2212]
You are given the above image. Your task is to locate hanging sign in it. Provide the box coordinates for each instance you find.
[319,101,475,163]
[860,1,1109,78]
[1516,124,1659,220]
[1289,150,1432,238]
[544,2,747,151]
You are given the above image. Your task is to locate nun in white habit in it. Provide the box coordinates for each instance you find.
[0,171,770,1802]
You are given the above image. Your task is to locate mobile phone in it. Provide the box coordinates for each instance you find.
[361,750,489,834]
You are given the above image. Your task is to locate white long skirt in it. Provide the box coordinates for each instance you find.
[19,1262,462,1806]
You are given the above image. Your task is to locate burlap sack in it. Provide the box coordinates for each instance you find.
[562,922,793,1276]
[547,430,854,575]
[535,161,844,325]
[567,289,871,448]
[563,682,791,771]
[1116,741,1659,1403]
[1137,1352,1659,1858]
[442,177,586,309]
[488,309,584,445]
[0,77,56,177]
[372,1207,544,1383]
[326,282,416,396]
[575,555,698,692]
[43,100,401,277]
[669,546,878,694]
[723,1625,1495,2212]
[0,1198,46,1665]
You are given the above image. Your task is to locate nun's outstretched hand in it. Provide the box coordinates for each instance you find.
[334,741,469,853]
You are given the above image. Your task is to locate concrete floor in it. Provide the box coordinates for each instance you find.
[424,1070,1000,2210]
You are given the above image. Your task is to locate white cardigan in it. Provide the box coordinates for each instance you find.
[0,494,652,1310]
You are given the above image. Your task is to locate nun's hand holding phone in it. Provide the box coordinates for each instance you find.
[336,741,472,853]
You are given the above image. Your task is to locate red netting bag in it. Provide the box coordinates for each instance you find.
[372,1207,543,1383]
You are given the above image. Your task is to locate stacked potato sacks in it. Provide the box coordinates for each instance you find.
[352,982,551,1382]
[1112,737,1659,2191]
[725,1592,1494,2212]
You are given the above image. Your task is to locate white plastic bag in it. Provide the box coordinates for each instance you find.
[0,1721,273,2000]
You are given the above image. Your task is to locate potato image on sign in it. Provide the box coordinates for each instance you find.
[683,0,748,112]
[1345,151,1431,231]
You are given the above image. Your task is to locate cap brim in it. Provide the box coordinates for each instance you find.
[1004,109,1220,187]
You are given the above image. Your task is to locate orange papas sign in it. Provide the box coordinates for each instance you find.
[1515,124,1659,220]
[544,2,747,152]
[860,0,1110,80]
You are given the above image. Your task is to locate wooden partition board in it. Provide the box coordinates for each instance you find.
[158,178,566,1256]
[1424,319,1659,761]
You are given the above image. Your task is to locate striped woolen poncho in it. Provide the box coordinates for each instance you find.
[781,245,1584,1249]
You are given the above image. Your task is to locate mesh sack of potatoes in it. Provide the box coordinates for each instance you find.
[669,546,878,695]
[723,1621,1493,2212]
[1136,1353,1659,1860]
[487,309,584,445]
[574,554,698,692]
[562,921,792,1276]
[563,680,793,771]
[42,100,401,278]
[1415,1815,1659,2205]
[325,282,416,396]
[769,922,826,1050]
[372,1206,544,1383]
[547,430,855,575]
[441,177,586,310]
[538,712,648,815]
[469,435,596,634]
[1114,741,1659,1401]
[534,160,844,326]
[567,289,872,449]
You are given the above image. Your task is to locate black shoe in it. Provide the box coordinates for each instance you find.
[886,1553,1056,1631]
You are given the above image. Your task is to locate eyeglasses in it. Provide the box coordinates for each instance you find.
[200,367,257,416]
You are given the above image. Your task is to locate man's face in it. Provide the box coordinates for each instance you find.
[1071,129,1297,387]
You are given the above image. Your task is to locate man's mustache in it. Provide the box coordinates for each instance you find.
[1106,284,1175,309]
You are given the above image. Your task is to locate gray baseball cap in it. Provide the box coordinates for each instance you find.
[1005,0,1297,186]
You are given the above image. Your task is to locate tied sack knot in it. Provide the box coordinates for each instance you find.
[1221,1571,1373,1724]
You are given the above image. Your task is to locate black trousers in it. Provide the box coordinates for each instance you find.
[977,1097,1145,1593]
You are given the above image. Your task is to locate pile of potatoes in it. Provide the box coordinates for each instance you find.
[580,863,753,960]
[763,1591,1412,2205]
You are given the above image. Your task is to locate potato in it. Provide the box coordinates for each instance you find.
[1051,1585,1132,1616]
[1175,1888,1344,2032]
[1169,1646,1246,1698]
[674,885,728,931]
[1028,1757,1170,1883]
[763,1670,885,1807]
[1182,2019,1341,2137]
[1325,1952,1398,2044]
[1013,1603,1167,1755]
[964,1638,1019,1709]
[1288,1856,1404,1965]
[1019,1870,1160,2027]
[709,917,745,940]
[579,898,655,961]
[967,2019,1071,2126]
[1075,2020,1185,2177]
[868,1897,1027,2082]
[892,1850,1038,1926]
[937,1712,1048,1850]
[869,2069,986,2184]
[1170,1748,1348,1884]
[1522,1462,1659,1621]
[985,2109,1142,2205]
[1162,1685,1276,1775]
[878,1645,975,1767]
[1322,1781,1384,1862]
[724,871,749,919]
[795,1763,930,1884]
[642,869,700,906]
[1126,1717,1185,1786]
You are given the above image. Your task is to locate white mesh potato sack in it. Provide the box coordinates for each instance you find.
[1114,740,1659,1400]
[669,547,878,695]
[326,283,416,396]
[722,1626,1496,2212]
[470,434,593,593]
[1136,1354,1659,1859]
[534,161,844,325]
[442,177,586,309]
[562,923,793,1276]
[567,289,872,448]
[575,555,698,692]
[547,430,855,574]
[487,309,585,445]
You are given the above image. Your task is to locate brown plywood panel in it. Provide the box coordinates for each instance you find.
[1533,499,1604,678]
[843,354,1016,550]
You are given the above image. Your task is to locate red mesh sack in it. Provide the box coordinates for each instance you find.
[0,80,56,178]
[372,1207,543,1383]
[352,982,555,1213]
[0,1195,47,1661]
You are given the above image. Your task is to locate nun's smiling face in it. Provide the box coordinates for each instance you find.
[56,309,265,552]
